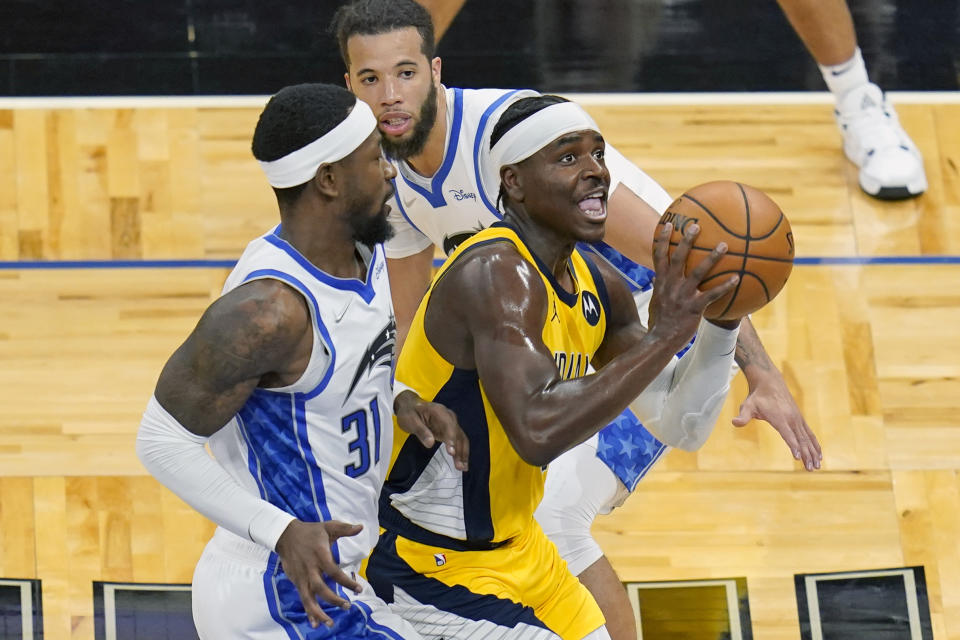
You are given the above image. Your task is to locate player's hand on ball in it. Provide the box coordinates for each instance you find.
[395,389,470,471]
[275,519,363,628]
[655,181,795,320]
[648,221,740,349]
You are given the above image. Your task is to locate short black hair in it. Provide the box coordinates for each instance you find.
[490,95,570,211]
[331,0,436,67]
[252,83,357,206]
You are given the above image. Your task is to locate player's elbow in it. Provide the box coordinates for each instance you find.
[510,430,557,468]
[659,411,718,452]
[672,433,710,452]
[516,448,554,468]
[135,425,161,477]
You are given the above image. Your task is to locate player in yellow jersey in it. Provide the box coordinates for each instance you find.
[365,96,747,639]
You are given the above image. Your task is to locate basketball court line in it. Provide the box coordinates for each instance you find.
[1,256,959,270]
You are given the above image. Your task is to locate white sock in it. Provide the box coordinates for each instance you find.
[819,47,870,102]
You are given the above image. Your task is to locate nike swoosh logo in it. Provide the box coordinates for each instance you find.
[334,299,352,322]
[830,63,856,76]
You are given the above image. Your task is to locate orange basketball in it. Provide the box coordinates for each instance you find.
[655,181,795,321]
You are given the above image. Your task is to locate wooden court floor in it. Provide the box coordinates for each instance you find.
[0,97,958,639]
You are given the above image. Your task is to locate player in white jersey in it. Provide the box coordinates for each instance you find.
[136,83,465,639]
[331,3,822,640]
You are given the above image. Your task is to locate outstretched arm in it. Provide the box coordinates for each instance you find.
[732,321,822,469]
[604,177,822,470]
[594,231,741,452]
[137,280,361,629]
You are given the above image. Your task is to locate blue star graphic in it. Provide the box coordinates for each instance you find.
[641,436,662,458]
[619,436,640,458]
[597,435,619,460]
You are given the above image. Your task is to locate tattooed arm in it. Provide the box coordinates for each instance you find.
[154,279,312,434]
[139,280,362,629]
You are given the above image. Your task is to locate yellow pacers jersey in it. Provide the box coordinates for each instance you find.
[381,222,609,549]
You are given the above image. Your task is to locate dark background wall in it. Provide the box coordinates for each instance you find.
[1,0,957,96]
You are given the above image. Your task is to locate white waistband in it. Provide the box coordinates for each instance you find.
[208,526,362,575]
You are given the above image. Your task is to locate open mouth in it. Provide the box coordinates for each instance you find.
[380,113,412,137]
[577,190,607,220]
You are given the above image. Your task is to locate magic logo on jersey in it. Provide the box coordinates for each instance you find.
[345,319,396,401]
[442,222,487,255]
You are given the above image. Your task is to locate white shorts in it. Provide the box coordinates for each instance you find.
[192,527,421,639]
[534,435,630,577]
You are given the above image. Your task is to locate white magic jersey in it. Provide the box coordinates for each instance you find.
[384,85,674,267]
[208,226,396,568]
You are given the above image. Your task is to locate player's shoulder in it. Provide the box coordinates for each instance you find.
[440,236,545,308]
[453,86,542,119]
[455,86,540,102]
[218,278,310,332]
[194,277,310,364]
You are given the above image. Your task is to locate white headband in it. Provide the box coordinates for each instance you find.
[489,101,600,170]
[258,98,378,188]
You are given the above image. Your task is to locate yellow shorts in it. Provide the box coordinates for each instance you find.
[366,522,604,640]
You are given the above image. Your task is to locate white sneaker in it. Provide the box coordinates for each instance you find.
[835,83,927,200]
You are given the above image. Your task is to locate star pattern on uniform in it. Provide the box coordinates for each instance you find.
[642,435,663,458]
[238,392,318,520]
[619,436,639,458]
[597,409,667,490]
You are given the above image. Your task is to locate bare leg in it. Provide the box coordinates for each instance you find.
[578,557,637,640]
[418,0,468,41]
[775,0,856,65]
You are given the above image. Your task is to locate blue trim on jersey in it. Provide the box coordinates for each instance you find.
[472,88,526,217]
[264,229,378,303]
[301,310,339,400]
[397,88,464,208]
[264,553,301,640]
[293,394,340,563]
[580,241,655,292]
[241,268,338,399]
[596,408,669,491]
[390,181,426,237]
[237,413,269,500]
[265,555,376,639]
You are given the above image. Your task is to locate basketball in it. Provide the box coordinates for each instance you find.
[655,181,795,321]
